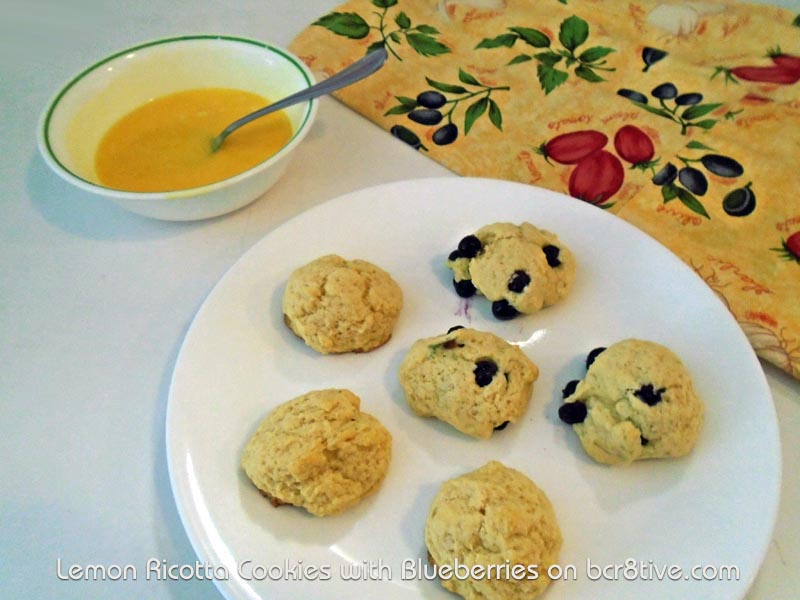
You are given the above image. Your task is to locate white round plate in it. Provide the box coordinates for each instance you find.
[167,177,780,600]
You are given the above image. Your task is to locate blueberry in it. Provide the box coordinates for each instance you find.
[491,299,519,320]
[586,347,606,369]
[408,108,443,126]
[474,360,498,387]
[651,82,678,99]
[390,125,424,150]
[652,163,678,186]
[558,402,588,424]
[457,235,482,258]
[642,47,668,72]
[494,421,510,431]
[432,123,459,145]
[722,183,756,217]
[447,325,465,334]
[417,90,447,109]
[640,435,650,446]
[507,270,531,293]
[634,384,666,406]
[617,88,648,104]
[562,379,580,398]
[448,249,461,261]
[453,279,476,298]
[678,167,708,196]
[700,154,744,178]
[542,245,561,267]
[675,92,703,106]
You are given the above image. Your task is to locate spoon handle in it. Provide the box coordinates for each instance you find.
[212,47,388,151]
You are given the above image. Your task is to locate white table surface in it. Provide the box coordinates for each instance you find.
[1,1,798,598]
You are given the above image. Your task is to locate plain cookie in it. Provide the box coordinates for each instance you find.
[398,326,539,439]
[425,461,562,600]
[558,339,704,465]
[241,389,392,516]
[446,222,575,320]
[282,254,403,354]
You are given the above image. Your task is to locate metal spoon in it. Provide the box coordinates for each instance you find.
[211,47,388,152]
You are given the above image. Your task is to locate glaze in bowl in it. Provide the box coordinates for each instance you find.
[38,35,317,221]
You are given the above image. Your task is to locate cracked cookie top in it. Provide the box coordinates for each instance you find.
[446,222,576,321]
[399,327,539,439]
[241,388,392,516]
[425,461,562,600]
[558,339,705,465]
[282,254,403,354]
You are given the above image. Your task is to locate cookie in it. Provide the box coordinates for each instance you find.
[398,327,539,439]
[425,461,562,600]
[240,389,392,516]
[282,254,403,354]
[558,339,704,465]
[446,222,576,320]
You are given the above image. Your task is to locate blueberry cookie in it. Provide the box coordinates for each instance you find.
[282,254,403,354]
[446,222,576,320]
[425,461,562,600]
[398,326,539,439]
[558,339,704,465]
[241,389,392,516]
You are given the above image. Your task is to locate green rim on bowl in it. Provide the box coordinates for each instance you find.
[40,34,316,196]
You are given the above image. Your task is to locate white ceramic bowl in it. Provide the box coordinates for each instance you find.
[37,35,317,221]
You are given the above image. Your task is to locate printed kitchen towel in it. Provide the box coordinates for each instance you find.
[290,0,800,379]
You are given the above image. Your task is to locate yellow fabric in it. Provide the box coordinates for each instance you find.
[290,0,800,380]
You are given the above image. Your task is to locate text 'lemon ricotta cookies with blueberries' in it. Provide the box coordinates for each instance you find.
[558,339,704,465]
[240,389,392,516]
[282,254,403,354]
[446,222,575,321]
[398,326,539,439]
[425,461,562,600]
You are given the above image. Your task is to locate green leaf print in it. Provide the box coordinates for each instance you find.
[425,77,469,94]
[458,69,482,86]
[394,11,411,29]
[538,63,570,94]
[579,46,615,63]
[675,188,710,219]
[476,34,518,49]
[508,54,533,65]
[681,103,723,120]
[477,15,614,95]
[488,99,503,130]
[508,27,551,48]
[406,33,450,57]
[559,15,589,51]
[575,65,605,82]
[464,97,489,134]
[314,2,449,61]
[385,70,510,144]
[314,13,370,39]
